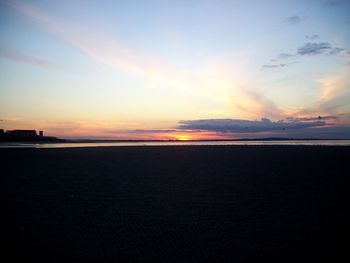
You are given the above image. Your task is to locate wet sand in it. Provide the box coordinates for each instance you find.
[1,146,349,262]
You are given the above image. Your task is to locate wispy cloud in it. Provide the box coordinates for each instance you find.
[8,0,238,92]
[306,34,320,40]
[9,0,268,121]
[324,0,340,7]
[318,71,350,108]
[262,64,287,69]
[297,42,344,55]
[8,1,179,80]
[278,53,295,59]
[229,84,286,120]
[285,15,303,24]
[263,42,347,69]
[0,48,58,70]
[295,70,350,118]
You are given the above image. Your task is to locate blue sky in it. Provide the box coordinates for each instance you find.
[0,0,349,139]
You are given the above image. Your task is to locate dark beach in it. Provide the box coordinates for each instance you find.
[1,146,349,262]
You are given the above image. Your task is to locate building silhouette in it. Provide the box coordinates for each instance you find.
[0,129,62,142]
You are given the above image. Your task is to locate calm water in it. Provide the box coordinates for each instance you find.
[1,140,350,148]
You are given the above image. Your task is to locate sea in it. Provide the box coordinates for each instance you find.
[1,140,350,148]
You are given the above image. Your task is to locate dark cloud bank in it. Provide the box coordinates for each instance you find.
[177,118,331,133]
[177,117,349,139]
[104,117,349,139]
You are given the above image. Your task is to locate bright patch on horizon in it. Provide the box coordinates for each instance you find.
[175,134,191,141]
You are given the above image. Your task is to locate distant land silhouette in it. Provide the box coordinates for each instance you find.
[1,128,348,143]
[0,129,64,142]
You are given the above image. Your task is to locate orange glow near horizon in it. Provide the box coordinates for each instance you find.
[164,131,235,141]
[174,134,191,141]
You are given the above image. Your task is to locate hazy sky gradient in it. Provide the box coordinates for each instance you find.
[1,0,349,139]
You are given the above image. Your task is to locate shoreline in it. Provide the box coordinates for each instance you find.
[1,139,350,148]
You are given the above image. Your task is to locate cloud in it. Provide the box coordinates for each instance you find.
[262,64,287,69]
[297,42,344,55]
[317,71,350,112]
[177,117,329,133]
[324,0,339,7]
[261,61,299,70]
[329,47,345,55]
[8,1,179,80]
[285,15,303,24]
[278,53,295,59]
[264,42,347,68]
[306,34,320,40]
[290,70,350,120]
[230,87,285,120]
[0,48,58,70]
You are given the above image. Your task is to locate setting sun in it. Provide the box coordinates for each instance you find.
[175,134,191,141]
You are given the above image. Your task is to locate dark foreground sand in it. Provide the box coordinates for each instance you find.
[1,146,349,262]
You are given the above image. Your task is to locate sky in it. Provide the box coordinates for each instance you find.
[0,0,350,140]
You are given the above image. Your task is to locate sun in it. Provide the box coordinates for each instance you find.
[175,134,191,141]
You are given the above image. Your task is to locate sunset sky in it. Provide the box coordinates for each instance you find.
[1,0,350,140]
